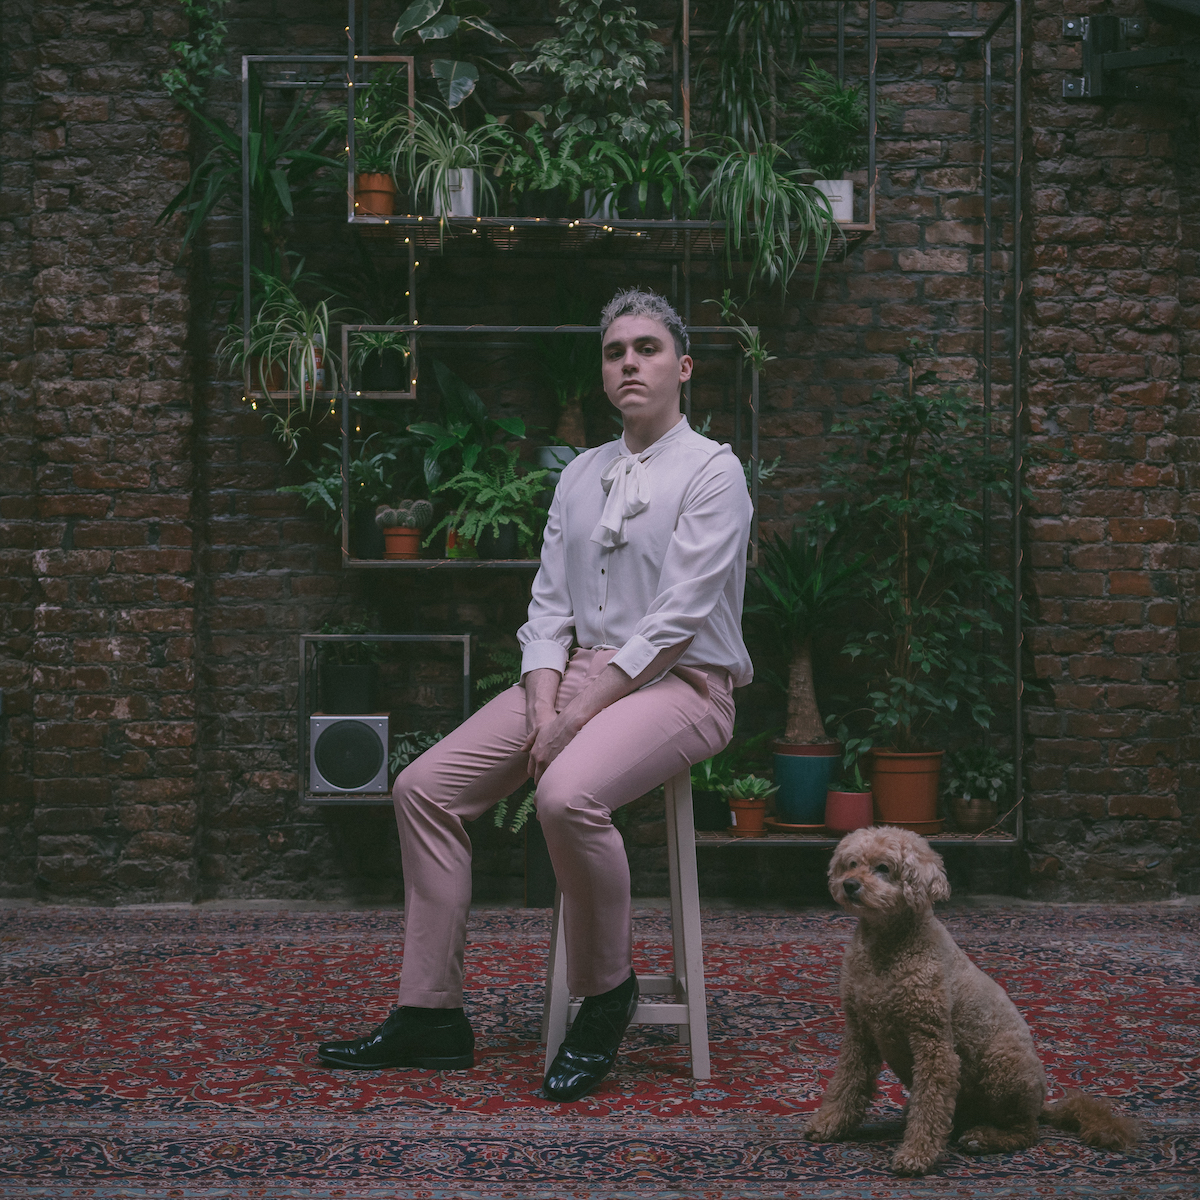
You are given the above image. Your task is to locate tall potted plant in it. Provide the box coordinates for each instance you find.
[745,525,867,823]
[787,61,887,223]
[821,340,1016,828]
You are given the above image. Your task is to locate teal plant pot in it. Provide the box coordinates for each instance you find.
[773,743,840,824]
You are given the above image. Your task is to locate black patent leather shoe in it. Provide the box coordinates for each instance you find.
[542,972,638,1101]
[317,1007,474,1070]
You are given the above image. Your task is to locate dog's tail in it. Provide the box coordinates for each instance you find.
[1040,1090,1141,1151]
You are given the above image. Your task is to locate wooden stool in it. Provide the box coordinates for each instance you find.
[540,768,710,1079]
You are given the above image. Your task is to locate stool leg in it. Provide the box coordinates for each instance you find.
[666,770,711,1080]
[664,785,689,1046]
[542,888,570,1074]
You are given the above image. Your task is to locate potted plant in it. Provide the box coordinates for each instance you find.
[821,340,1017,828]
[406,358,527,489]
[497,123,587,217]
[619,129,698,219]
[744,524,867,823]
[698,136,835,299]
[824,751,874,835]
[350,324,410,392]
[396,103,509,227]
[317,621,383,713]
[515,0,679,150]
[942,746,1014,833]
[787,61,886,223]
[278,433,415,559]
[718,774,778,838]
[690,728,775,831]
[375,498,434,560]
[217,266,351,459]
[534,317,601,454]
[427,447,551,560]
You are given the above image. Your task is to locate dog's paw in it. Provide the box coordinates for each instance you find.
[890,1147,936,1176]
[803,1118,845,1143]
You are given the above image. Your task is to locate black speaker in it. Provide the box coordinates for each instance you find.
[309,715,389,794]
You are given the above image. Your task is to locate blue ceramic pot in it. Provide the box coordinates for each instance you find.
[773,744,840,824]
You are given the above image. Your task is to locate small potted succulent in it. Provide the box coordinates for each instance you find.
[941,746,1014,833]
[718,774,779,838]
[375,498,434,560]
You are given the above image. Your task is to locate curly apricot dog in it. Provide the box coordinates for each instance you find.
[805,826,1139,1176]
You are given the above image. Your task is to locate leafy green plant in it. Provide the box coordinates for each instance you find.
[516,0,679,147]
[787,60,883,179]
[497,123,587,204]
[349,325,411,378]
[428,447,551,555]
[534,322,601,446]
[279,434,411,532]
[745,526,868,745]
[395,103,510,232]
[407,359,526,488]
[691,728,776,792]
[699,137,835,298]
[161,0,230,110]
[318,621,384,665]
[393,0,522,110]
[217,268,353,457]
[703,1,805,144]
[704,289,777,373]
[493,785,537,834]
[717,774,779,801]
[390,729,445,775]
[941,746,1014,807]
[620,130,699,217]
[821,340,1017,756]
[158,68,341,269]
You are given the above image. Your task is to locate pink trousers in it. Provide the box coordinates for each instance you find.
[391,647,735,1006]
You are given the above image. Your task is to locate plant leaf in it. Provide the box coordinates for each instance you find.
[431,59,479,108]
[460,16,517,46]
[419,14,459,41]
[394,0,443,42]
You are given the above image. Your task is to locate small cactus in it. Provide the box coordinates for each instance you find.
[375,499,434,530]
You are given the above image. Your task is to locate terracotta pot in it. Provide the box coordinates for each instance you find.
[728,796,767,837]
[355,173,396,217]
[248,358,286,394]
[870,749,944,826]
[824,790,874,835]
[952,796,999,833]
[383,526,422,560]
[445,528,477,559]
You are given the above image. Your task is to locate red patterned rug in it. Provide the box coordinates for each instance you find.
[1,903,1196,1198]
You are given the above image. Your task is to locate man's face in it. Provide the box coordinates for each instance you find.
[601,314,693,424]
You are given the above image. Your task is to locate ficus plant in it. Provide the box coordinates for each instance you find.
[819,339,1017,757]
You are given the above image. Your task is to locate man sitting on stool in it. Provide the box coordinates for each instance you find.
[317,288,753,1100]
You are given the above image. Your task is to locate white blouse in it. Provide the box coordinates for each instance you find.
[518,418,754,687]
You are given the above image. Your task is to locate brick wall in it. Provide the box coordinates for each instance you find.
[1,0,1197,903]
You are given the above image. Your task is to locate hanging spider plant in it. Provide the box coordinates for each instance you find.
[218,267,355,459]
[699,136,835,298]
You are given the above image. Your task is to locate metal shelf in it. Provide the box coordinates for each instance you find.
[352,215,875,263]
[696,831,1020,849]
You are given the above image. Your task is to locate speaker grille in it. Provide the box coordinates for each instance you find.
[313,720,386,790]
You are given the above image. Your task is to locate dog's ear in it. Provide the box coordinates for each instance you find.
[901,836,950,908]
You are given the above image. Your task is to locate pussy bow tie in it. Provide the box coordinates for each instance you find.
[590,448,657,548]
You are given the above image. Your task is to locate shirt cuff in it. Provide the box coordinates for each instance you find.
[520,640,569,682]
[610,634,659,682]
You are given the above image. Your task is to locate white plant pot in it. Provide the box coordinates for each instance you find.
[583,188,618,221]
[813,178,854,223]
[434,168,475,218]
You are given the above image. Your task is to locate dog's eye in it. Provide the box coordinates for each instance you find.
[874,863,890,875]
[847,860,857,869]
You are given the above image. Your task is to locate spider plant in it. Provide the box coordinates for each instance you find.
[699,136,835,298]
[217,267,354,457]
[393,103,509,235]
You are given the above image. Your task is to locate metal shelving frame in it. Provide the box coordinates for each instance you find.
[242,0,1025,846]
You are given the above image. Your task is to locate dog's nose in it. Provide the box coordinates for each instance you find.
[842,879,860,896]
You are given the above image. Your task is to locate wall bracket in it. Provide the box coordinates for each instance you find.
[1062,14,1199,99]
